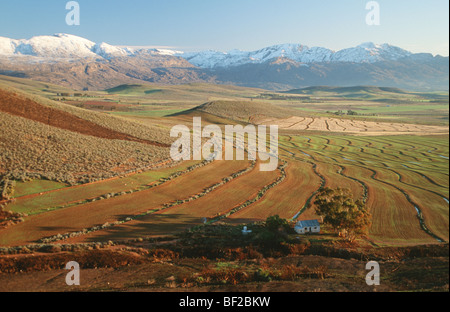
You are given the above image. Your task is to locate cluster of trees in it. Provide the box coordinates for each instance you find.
[327,109,378,117]
[327,110,359,116]
[314,187,372,241]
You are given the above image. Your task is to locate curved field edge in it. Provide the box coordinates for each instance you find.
[225,160,321,223]
[6,160,202,215]
[59,160,282,243]
[0,160,252,246]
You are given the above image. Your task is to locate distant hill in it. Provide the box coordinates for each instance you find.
[211,55,449,92]
[178,100,295,123]
[284,86,407,95]
[106,84,163,95]
[281,85,449,102]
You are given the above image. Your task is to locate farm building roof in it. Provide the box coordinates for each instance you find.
[295,220,320,228]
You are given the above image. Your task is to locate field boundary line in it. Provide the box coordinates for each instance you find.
[364,166,446,243]
[205,160,288,225]
[9,158,175,203]
[37,160,256,244]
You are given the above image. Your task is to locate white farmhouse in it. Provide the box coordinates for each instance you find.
[295,220,320,234]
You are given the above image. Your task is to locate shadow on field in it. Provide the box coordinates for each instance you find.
[82,213,201,243]
[38,226,75,232]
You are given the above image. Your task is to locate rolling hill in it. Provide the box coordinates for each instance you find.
[0,86,172,184]
[174,100,296,123]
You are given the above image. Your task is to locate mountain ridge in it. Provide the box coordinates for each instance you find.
[0,34,448,91]
[0,33,431,66]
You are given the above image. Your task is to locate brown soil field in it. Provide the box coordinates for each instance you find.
[373,168,449,242]
[314,163,365,200]
[226,161,321,223]
[393,167,448,196]
[0,89,169,147]
[0,160,251,246]
[342,165,435,245]
[66,101,131,108]
[258,116,449,135]
[6,160,196,215]
[62,163,280,242]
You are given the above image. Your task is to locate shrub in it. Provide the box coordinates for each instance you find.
[265,215,292,234]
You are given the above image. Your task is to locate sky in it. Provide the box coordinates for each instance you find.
[0,0,448,55]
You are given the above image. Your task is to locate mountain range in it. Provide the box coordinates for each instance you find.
[0,34,448,91]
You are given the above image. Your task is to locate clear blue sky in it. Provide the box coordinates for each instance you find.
[0,0,448,55]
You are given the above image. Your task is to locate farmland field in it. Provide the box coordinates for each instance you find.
[0,159,252,246]
[7,160,201,216]
[2,133,446,247]
[274,134,449,245]
[0,77,448,295]
[0,78,448,249]
[62,160,280,243]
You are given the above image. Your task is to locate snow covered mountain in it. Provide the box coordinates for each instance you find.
[178,42,413,68]
[0,33,182,60]
[0,34,447,91]
[0,34,413,67]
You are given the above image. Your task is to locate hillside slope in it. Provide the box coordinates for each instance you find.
[0,88,171,184]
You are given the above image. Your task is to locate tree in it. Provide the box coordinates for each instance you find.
[265,215,291,233]
[255,215,293,245]
[313,188,371,241]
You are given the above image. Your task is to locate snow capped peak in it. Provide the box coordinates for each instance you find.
[357,42,379,49]
[92,42,129,58]
[333,42,412,63]
[0,33,97,58]
[154,48,184,56]
[0,34,414,67]
[0,34,181,60]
